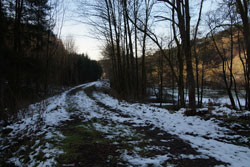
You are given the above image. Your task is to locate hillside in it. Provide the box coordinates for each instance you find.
[105,29,246,89]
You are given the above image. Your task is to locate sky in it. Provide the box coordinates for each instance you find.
[59,0,217,61]
[58,0,103,60]
[61,22,103,60]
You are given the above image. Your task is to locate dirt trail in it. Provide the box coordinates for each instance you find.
[2,82,246,166]
[56,85,226,167]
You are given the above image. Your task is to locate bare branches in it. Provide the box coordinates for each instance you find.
[154,15,179,26]
[193,0,204,43]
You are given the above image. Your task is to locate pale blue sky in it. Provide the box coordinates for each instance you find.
[61,22,103,60]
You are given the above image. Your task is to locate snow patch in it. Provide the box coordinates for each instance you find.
[93,90,250,167]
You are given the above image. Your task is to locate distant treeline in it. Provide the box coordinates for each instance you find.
[0,0,102,120]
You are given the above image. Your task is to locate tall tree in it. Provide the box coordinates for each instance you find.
[234,0,250,109]
[141,0,154,97]
[158,0,204,110]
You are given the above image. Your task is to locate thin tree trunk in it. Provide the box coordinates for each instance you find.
[134,0,139,98]
[105,0,117,87]
[223,60,236,109]
[45,30,51,95]
[237,28,248,109]
[171,5,185,107]
[233,75,242,110]
[235,0,250,109]
[210,29,236,109]
[194,48,200,106]
[159,53,163,106]
[200,60,205,106]
[14,0,24,89]
[141,0,149,97]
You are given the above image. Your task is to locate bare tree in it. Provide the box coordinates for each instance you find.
[234,0,250,109]
[157,0,205,110]
[64,35,78,54]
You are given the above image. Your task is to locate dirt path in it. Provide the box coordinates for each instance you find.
[56,85,226,167]
[1,82,249,166]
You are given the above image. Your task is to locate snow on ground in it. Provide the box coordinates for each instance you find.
[93,81,250,167]
[148,87,246,108]
[61,86,175,166]
[0,92,69,166]
[210,106,250,117]
[0,82,97,166]
[121,152,171,167]
[93,92,228,139]
[1,80,250,166]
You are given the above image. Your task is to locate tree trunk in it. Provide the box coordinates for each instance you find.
[223,60,236,109]
[194,48,200,106]
[210,28,236,109]
[183,0,196,110]
[200,60,205,106]
[105,0,117,88]
[134,0,139,98]
[171,6,185,107]
[235,0,250,109]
